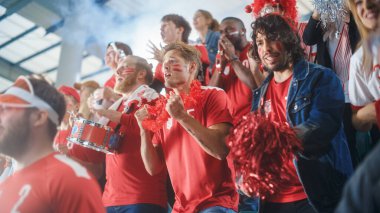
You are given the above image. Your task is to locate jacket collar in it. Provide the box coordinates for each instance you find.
[260,59,308,84]
[292,59,309,81]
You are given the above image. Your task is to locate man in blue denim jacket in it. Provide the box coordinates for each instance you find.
[249,14,353,213]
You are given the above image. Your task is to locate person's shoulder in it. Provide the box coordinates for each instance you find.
[46,154,93,181]
[200,86,228,102]
[303,61,338,80]
[201,86,226,95]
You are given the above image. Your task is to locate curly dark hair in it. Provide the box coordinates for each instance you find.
[250,14,305,65]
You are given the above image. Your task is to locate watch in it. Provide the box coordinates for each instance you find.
[229,55,239,62]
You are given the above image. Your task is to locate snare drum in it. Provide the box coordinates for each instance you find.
[67,117,121,154]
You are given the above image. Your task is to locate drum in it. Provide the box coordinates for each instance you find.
[67,117,121,154]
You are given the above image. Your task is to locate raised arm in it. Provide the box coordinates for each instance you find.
[302,10,324,46]
[135,106,165,176]
[218,35,261,89]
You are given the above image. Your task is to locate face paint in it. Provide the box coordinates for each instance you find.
[275,42,283,52]
[228,31,239,36]
[171,64,184,72]
[165,58,184,72]
[119,67,136,75]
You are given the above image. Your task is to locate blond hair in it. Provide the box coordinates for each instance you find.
[196,9,219,31]
[163,42,202,76]
[345,0,375,71]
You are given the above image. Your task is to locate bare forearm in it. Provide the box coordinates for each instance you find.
[177,114,230,160]
[230,61,258,89]
[208,71,223,87]
[353,103,377,131]
[251,67,265,88]
[140,130,164,175]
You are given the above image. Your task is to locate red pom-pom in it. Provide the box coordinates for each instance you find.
[141,80,204,132]
[245,5,253,13]
[227,112,303,199]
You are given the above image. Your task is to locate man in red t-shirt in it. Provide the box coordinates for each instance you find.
[135,42,238,213]
[54,85,105,180]
[90,55,168,213]
[248,14,353,212]
[150,14,210,93]
[209,17,263,123]
[0,76,104,212]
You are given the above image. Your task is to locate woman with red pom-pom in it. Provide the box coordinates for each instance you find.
[232,14,353,213]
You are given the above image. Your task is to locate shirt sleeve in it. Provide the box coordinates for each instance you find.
[204,88,233,127]
[348,48,373,110]
[51,158,106,213]
[104,75,115,89]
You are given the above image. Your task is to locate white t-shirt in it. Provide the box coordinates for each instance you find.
[348,45,380,110]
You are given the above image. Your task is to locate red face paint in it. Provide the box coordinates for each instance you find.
[171,63,183,72]
[119,67,135,75]
[274,42,283,52]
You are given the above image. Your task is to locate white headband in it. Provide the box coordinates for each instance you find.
[4,87,59,125]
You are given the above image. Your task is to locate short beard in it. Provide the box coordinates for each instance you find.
[114,75,137,94]
[0,112,31,158]
[263,54,291,73]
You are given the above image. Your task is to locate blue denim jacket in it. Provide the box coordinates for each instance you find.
[197,30,220,68]
[251,60,353,213]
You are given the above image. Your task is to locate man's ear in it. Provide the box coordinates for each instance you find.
[30,110,49,127]
[137,70,147,81]
[188,61,198,74]
[241,28,246,36]
[177,27,184,36]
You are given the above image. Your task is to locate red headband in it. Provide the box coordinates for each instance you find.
[58,85,80,103]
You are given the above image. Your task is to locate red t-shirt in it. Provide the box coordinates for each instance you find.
[220,44,253,123]
[54,129,70,145]
[0,153,105,213]
[102,101,167,207]
[104,75,115,89]
[153,87,238,212]
[263,75,308,203]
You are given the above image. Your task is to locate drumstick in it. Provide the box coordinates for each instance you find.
[110,42,126,60]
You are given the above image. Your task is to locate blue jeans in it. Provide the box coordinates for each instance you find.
[199,206,236,213]
[106,204,166,213]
